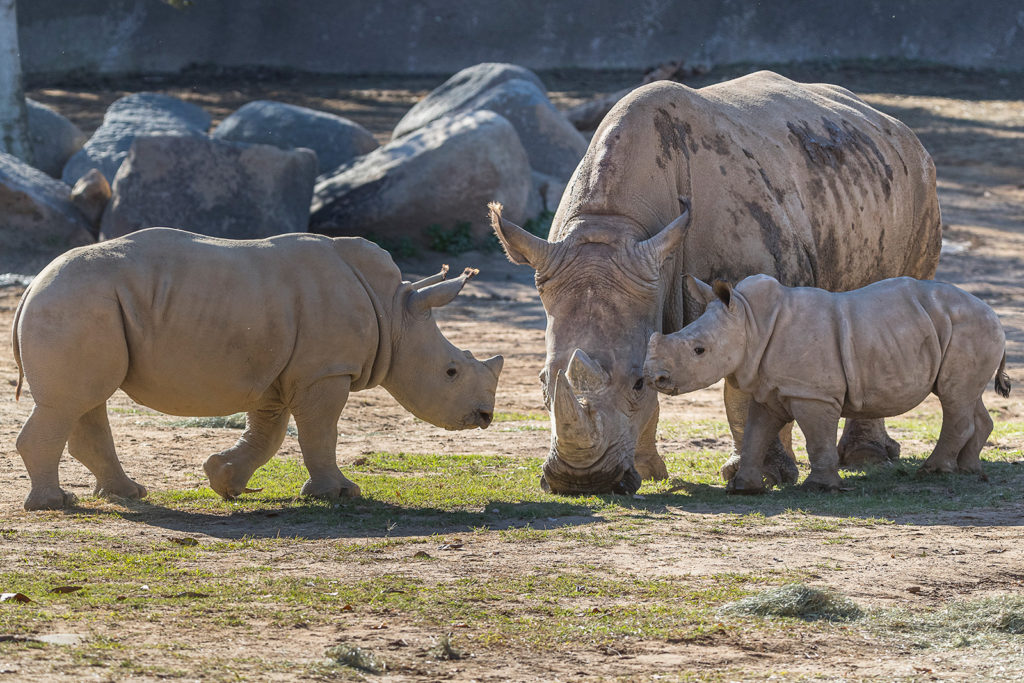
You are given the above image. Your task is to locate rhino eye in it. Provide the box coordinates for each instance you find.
[633,377,644,392]
[447,367,458,378]
[694,346,706,356]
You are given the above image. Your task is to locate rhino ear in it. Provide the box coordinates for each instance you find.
[407,267,477,315]
[712,280,735,311]
[488,202,552,270]
[638,198,691,266]
[684,275,715,307]
[409,264,449,290]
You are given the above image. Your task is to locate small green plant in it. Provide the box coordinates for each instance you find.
[325,643,386,673]
[425,221,474,254]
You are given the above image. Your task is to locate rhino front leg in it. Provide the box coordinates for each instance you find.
[68,404,146,501]
[17,406,78,511]
[292,377,361,500]
[729,400,787,494]
[635,401,668,481]
[722,381,798,486]
[790,400,843,492]
[204,403,291,499]
[838,418,900,468]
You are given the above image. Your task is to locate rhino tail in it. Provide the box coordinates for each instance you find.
[995,351,1011,398]
[11,290,25,401]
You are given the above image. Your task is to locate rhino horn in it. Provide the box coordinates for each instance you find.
[566,348,609,393]
[483,355,504,380]
[410,264,449,290]
[553,370,598,450]
[488,201,553,269]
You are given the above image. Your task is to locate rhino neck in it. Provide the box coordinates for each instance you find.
[729,288,779,397]
[344,266,393,392]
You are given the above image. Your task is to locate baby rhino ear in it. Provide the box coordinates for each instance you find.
[712,280,734,311]
[684,275,715,306]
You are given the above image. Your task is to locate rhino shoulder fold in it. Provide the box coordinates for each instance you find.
[329,236,404,298]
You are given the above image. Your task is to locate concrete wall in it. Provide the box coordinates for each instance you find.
[18,0,1024,77]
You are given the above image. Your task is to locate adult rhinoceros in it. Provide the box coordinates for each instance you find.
[490,70,941,494]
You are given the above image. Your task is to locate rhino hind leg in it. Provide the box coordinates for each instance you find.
[955,397,992,475]
[18,406,79,511]
[728,401,787,494]
[293,378,361,500]
[919,399,976,475]
[838,418,901,469]
[204,405,291,499]
[68,404,146,501]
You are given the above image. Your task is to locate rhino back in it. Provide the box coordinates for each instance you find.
[36,229,380,415]
[554,71,940,297]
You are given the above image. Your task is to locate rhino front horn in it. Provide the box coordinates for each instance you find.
[552,370,598,451]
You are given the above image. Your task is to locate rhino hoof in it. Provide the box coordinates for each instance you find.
[799,477,843,493]
[720,453,742,482]
[301,477,361,500]
[95,479,147,501]
[539,475,552,493]
[726,472,766,495]
[24,487,78,511]
[635,455,668,481]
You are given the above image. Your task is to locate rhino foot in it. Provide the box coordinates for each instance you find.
[301,476,361,500]
[725,477,767,495]
[24,487,78,511]
[763,443,799,488]
[95,478,147,501]
[720,452,742,482]
[916,461,957,477]
[635,454,668,481]
[838,432,901,469]
[799,475,844,493]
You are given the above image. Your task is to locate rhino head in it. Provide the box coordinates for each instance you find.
[383,266,503,430]
[645,277,747,397]
[490,202,689,494]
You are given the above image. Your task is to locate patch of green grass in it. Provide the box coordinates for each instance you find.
[168,413,249,429]
[718,583,863,622]
[425,221,474,254]
[493,411,548,422]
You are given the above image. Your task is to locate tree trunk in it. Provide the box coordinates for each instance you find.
[0,0,32,163]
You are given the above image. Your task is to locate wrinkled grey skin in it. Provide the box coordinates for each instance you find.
[490,71,941,495]
[645,275,1010,492]
[13,229,503,511]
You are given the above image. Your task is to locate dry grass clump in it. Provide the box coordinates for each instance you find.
[325,643,387,674]
[718,583,863,622]
[877,594,1024,648]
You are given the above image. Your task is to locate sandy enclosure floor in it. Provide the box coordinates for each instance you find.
[0,64,1022,680]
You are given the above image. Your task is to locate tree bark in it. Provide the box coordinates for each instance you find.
[0,0,32,163]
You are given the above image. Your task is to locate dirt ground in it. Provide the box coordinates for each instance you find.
[1,64,1023,680]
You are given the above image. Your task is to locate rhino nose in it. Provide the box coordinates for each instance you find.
[475,409,493,428]
[649,370,675,393]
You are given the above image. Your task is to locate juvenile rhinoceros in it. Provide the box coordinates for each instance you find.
[645,275,1010,492]
[12,228,503,511]
[490,70,940,495]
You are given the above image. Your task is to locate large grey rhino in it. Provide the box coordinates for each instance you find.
[13,229,503,511]
[645,274,1010,491]
[490,70,941,494]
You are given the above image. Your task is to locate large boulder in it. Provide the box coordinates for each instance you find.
[394,64,587,180]
[0,152,94,267]
[393,63,545,138]
[99,136,317,241]
[311,110,531,250]
[211,100,379,175]
[26,99,87,178]
[62,92,211,185]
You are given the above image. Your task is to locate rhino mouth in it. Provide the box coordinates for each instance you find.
[540,444,641,495]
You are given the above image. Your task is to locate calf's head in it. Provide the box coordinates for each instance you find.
[384,267,503,430]
[645,277,746,396]
[490,201,689,494]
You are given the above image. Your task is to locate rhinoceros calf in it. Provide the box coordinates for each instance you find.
[644,274,1010,492]
[12,228,503,511]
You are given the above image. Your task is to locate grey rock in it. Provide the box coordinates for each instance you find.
[394,65,586,180]
[26,99,87,178]
[311,110,531,250]
[0,151,94,258]
[62,92,211,185]
[99,135,317,241]
[211,100,379,175]
[393,63,546,138]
